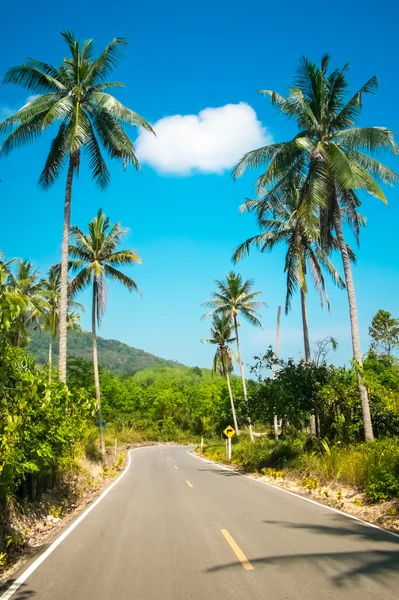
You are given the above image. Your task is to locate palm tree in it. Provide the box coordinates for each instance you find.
[233,186,346,362]
[69,209,142,456]
[201,314,239,433]
[0,31,153,383]
[8,259,47,346]
[202,272,265,441]
[233,55,399,440]
[41,265,82,382]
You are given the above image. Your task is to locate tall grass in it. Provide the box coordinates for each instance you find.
[201,436,399,502]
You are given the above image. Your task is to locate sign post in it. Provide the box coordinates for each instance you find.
[223,425,236,461]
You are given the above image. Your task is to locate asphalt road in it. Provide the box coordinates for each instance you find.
[3,445,399,599]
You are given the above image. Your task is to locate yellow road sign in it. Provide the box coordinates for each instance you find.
[223,425,236,438]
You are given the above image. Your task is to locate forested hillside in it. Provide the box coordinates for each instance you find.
[28,329,183,378]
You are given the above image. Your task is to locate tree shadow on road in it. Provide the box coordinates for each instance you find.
[262,516,399,544]
[0,580,36,598]
[207,515,399,588]
[197,469,241,477]
[206,548,399,588]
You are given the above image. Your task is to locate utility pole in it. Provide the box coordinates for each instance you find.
[272,306,281,441]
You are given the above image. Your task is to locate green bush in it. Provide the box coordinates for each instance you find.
[366,466,399,503]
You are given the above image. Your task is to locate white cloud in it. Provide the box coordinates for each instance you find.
[135,102,272,175]
[0,95,40,120]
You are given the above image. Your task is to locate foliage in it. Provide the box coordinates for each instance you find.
[202,436,399,503]
[0,31,153,187]
[202,271,264,325]
[201,313,236,377]
[369,309,399,357]
[0,346,95,500]
[69,209,142,320]
[250,348,399,443]
[233,183,345,315]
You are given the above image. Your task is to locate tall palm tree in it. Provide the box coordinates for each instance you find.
[233,186,346,362]
[69,209,142,456]
[41,265,82,382]
[0,31,153,383]
[201,314,239,433]
[202,272,265,441]
[233,55,399,440]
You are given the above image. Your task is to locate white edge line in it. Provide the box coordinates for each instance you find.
[0,446,158,600]
[186,449,399,541]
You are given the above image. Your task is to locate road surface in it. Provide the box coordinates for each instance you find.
[2,445,399,599]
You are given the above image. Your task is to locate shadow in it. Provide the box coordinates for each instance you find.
[207,515,399,589]
[206,549,399,587]
[197,468,241,477]
[262,517,399,544]
[0,580,36,598]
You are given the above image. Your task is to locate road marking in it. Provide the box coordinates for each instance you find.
[187,450,399,541]
[220,529,253,570]
[166,457,170,460]
[186,480,193,488]
[0,446,160,600]
[174,465,178,469]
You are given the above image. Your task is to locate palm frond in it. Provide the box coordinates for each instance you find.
[335,127,399,153]
[84,37,128,84]
[103,264,141,294]
[38,121,70,189]
[91,92,154,132]
[106,250,142,266]
[69,266,92,296]
[2,64,66,93]
[84,125,110,189]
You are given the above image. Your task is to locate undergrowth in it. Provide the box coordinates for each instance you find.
[200,435,399,504]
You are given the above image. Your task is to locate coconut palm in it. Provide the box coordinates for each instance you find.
[201,314,239,433]
[41,265,82,382]
[0,31,153,383]
[7,260,47,346]
[233,55,399,440]
[69,209,142,456]
[233,185,347,362]
[202,272,265,441]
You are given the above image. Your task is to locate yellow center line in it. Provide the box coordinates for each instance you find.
[186,480,193,488]
[220,529,253,571]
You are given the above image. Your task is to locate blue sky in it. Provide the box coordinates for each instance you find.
[1,0,399,370]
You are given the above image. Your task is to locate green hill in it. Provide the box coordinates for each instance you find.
[28,329,183,378]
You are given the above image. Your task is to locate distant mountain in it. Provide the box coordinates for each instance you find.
[28,329,183,378]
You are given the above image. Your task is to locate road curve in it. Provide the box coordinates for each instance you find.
[2,445,399,599]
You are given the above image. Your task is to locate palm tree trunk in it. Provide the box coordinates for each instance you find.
[233,315,254,442]
[48,337,53,384]
[300,285,317,435]
[225,370,239,434]
[334,214,374,441]
[58,155,75,384]
[272,305,281,441]
[300,287,311,363]
[92,280,105,457]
